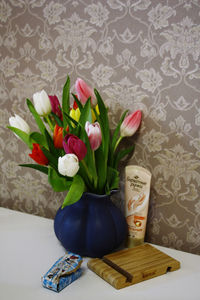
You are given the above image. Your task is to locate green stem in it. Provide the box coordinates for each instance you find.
[92,151,98,189]
[114,136,123,152]
[81,160,93,183]
[45,115,54,131]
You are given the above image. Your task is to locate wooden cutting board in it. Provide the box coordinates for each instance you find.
[87,243,180,289]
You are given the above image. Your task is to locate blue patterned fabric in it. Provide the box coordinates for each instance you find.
[42,252,82,292]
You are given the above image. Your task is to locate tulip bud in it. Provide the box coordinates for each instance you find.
[29,143,49,165]
[73,100,78,109]
[91,104,100,123]
[58,154,79,177]
[49,95,62,120]
[9,114,30,135]
[120,110,142,137]
[53,124,63,148]
[75,78,97,107]
[63,134,87,161]
[69,107,81,127]
[85,121,102,151]
[33,90,51,116]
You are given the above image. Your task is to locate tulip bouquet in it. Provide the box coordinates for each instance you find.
[8,77,141,208]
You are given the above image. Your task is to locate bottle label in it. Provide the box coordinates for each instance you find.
[125,166,151,240]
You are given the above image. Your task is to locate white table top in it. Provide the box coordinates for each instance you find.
[0,207,200,300]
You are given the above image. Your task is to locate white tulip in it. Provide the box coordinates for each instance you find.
[58,154,79,177]
[9,114,30,135]
[33,90,51,116]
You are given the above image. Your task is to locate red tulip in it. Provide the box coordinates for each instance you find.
[63,134,87,161]
[53,124,63,148]
[29,143,49,165]
[85,121,102,151]
[120,110,142,137]
[73,99,78,110]
[75,78,97,107]
[49,95,62,120]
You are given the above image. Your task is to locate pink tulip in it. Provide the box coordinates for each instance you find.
[120,110,142,137]
[49,95,62,120]
[75,78,97,107]
[63,134,87,161]
[85,121,102,151]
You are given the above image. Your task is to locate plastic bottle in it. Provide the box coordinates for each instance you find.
[125,165,152,248]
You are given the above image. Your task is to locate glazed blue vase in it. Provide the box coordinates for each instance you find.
[54,192,127,258]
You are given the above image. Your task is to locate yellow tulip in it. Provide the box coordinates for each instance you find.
[95,104,100,115]
[69,108,81,127]
[91,105,100,122]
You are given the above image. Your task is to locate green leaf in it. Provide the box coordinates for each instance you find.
[41,146,58,169]
[114,145,135,169]
[78,97,92,126]
[7,126,33,149]
[30,132,47,147]
[94,89,110,155]
[63,112,80,136]
[64,111,94,177]
[19,164,48,175]
[106,167,119,193]
[48,167,72,192]
[43,128,63,158]
[44,129,58,156]
[111,110,128,153]
[78,124,98,185]
[72,93,83,111]
[51,112,63,127]
[78,161,94,192]
[62,76,70,128]
[26,99,46,135]
[62,174,85,208]
[64,112,79,129]
[93,89,110,192]
[75,102,97,182]
[95,146,106,193]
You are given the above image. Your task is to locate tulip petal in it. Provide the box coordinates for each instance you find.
[75,78,97,106]
[120,110,142,137]
[29,143,49,165]
[33,90,51,116]
[58,154,79,177]
[53,124,63,148]
[63,134,87,161]
[9,114,30,134]
[85,121,102,151]
[26,99,46,135]
[49,95,62,120]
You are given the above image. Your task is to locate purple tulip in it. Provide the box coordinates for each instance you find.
[63,134,87,161]
[49,95,62,120]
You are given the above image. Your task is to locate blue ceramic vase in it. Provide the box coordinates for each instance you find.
[54,192,128,258]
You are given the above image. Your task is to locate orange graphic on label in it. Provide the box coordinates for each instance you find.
[135,220,142,227]
[126,215,146,227]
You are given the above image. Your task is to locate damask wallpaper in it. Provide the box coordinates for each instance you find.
[0,0,200,254]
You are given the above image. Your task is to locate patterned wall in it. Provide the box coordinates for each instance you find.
[0,0,200,254]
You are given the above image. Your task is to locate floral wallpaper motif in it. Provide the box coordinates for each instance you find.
[0,0,200,254]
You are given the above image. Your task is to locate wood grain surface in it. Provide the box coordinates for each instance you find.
[87,244,180,289]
